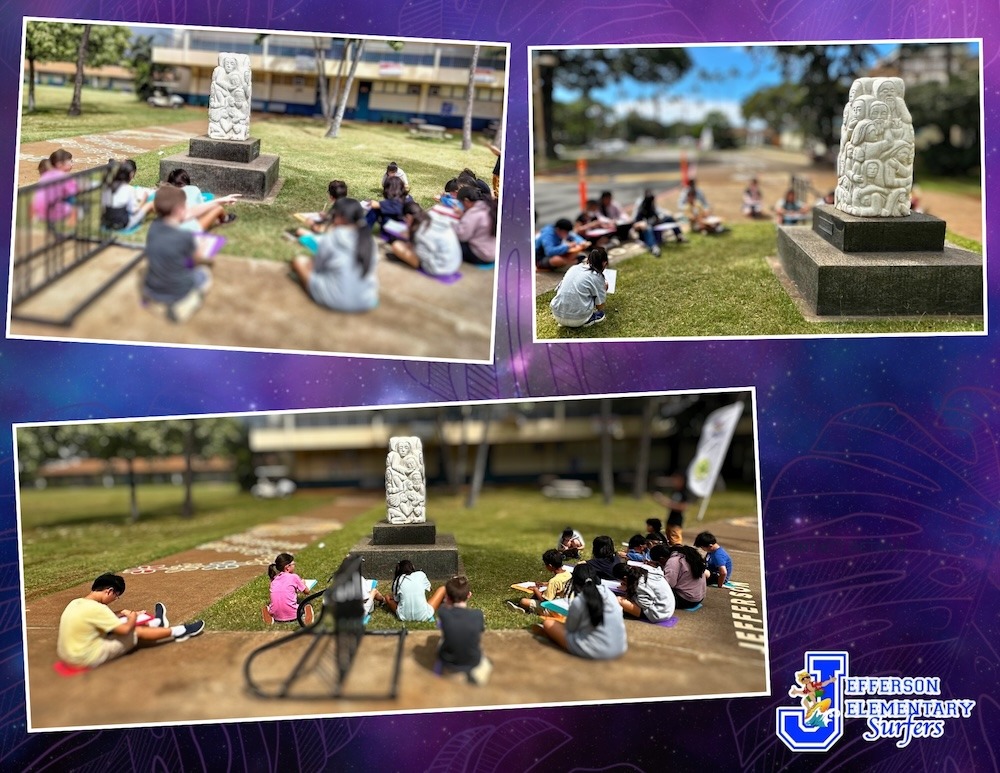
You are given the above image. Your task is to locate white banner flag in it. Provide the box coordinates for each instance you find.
[687,402,743,499]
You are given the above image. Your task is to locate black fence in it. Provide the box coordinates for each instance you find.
[11,163,144,326]
[244,555,406,700]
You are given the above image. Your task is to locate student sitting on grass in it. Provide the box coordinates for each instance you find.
[535,218,591,270]
[366,175,412,232]
[549,246,609,328]
[651,543,706,610]
[291,198,379,313]
[558,527,585,559]
[631,188,685,255]
[613,561,675,623]
[574,199,616,247]
[262,552,314,626]
[587,534,624,581]
[377,559,447,622]
[165,168,239,231]
[285,180,349,251]
[141,185,216,320]
[682,187,725,235]
[694,531,733,587]
[534,562,627,660]
[436,178,463,214]
[617,534,649,562]
[454,185,497,265]
[509,549,573,615]
[437,575,491,684]
[381,161,410,193]
[101,160,154,232]
[57,573,204,669]
[32,148,78,227]
[389,201,463,276]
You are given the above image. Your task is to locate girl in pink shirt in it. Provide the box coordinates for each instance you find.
[262,553,313,625]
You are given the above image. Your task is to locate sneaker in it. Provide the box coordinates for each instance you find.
[583,311,606,327]
[153,602,169,628]
[300,604,315,626]
[651,244,661,257]
[261,606,274,626]
[506,600,527,614]
[175,620,205,642]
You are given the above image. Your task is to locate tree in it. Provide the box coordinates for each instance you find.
[700,110,737,149]
[16,418,247,522]
[906,73,980,176]
[68,25,92,117]
[749,45,875,155]
[535,48,692,160]
[129,34,156,101]
[741,82,806,131]
[59,23,132,117]
[461,45,480,151]
[23,21,77,112]
[327,38,365,138]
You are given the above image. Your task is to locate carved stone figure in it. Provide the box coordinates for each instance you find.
[835,77,914,218]
[385,437,426,524]
[208,53,252,141]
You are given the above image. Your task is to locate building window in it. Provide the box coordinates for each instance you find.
[406,84,420,95]
[428,85,441,97]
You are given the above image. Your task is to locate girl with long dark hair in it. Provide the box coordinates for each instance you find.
[291,197,379,312]
[549,247,610,328]
[380,559,447,622]
[535,562,627,659]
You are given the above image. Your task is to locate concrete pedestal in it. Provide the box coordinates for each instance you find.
[812,205,946,253]
[350,520,462,580]
[160,136,279,200]
[776,227,982,316]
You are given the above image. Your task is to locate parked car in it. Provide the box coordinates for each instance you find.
[147,90,185,109]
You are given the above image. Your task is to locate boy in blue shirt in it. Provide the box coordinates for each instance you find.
[694,531,733,587]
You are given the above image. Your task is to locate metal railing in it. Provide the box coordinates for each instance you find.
[11,163,145,326]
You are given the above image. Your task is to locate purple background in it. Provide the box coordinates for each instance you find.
[1,1,997,770]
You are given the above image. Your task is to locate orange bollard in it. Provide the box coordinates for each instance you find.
[576,158,588,210]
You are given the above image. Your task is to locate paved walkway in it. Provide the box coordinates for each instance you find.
[23,494,766,729]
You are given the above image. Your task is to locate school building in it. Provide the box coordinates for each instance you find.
[152,30,506,131]
[246,396,756,491]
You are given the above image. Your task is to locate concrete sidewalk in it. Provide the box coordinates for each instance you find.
[23,500,767,730]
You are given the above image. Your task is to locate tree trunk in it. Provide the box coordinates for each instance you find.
[313,38,330,120]
[541,62,556,160]
[632,398,657,499]
[182,422,195,518]
[600,399,614,504]
[127,457,139,523]
[327,39,364,138]
[465,406,492,508]
[28,57,36,112]
[327,41,348,123]
[462,45,480,151]
[68,25,91,117]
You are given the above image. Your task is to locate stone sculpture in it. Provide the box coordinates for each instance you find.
[385,437,426,524]
[835,77,915,218]
[208,53,252,141]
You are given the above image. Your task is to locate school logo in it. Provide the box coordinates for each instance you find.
[776,651,848,752]
[777,651,977,752]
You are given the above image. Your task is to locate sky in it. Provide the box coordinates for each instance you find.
[550,42,949,128]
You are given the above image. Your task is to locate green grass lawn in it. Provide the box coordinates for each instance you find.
[19,84,200,143]
[536,222,983,339]
[20,85,497,262]
[200,485,758,633]
[19,483,328,600]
